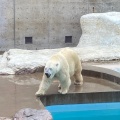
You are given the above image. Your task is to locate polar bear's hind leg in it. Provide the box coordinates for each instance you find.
[74,71,83,86]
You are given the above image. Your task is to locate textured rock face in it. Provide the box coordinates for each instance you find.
[77,12,120,48]
[0,49,59,74]
[0,117,12,120]
[1,12,120,74]
[14,108,52,120]
[76,12,120,62]
[0,47,120,75]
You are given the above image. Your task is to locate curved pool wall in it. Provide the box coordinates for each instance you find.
[46,102,120,120]
[39,64,120,106]
[82,64,120,85]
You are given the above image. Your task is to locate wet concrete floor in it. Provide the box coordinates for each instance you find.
[0,72,120,117]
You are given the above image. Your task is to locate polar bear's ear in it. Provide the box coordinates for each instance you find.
[56,63,60,72]
[56,63,59,66]
[56,63,59,67]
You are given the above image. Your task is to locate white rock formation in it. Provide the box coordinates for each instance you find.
[77,11,120,63]
[14,108,52,120]
[0,47,120,75]
[77,12,120,48]
[0,49,60,74]
[1,12,120,74]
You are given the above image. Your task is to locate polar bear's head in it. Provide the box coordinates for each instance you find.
[44,61,60,79]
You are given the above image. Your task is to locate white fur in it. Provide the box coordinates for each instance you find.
[35,48,83,95]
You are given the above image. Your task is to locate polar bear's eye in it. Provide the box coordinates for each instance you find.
[56,63,59,66]
[44,68,47,70]
[49,68,52,71]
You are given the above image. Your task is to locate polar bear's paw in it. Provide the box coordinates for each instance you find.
[58,84,61,89]
[74,80,83,86]
[58,89,68,94]
[35,90,45,96]
[58,89,62,93]
[61,90,68,94]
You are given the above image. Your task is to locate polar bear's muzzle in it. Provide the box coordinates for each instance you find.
[44,68,52,78]
[45,72,51,78]
[44,67,54,78]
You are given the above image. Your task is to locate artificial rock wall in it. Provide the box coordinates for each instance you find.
[78,12,120,48]
[1,0,120,51]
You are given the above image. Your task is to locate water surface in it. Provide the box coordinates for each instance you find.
[0,73,119,117]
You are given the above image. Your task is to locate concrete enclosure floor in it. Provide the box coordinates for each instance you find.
[0,72,120,117]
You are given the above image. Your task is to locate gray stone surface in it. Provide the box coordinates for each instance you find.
[40,91,120,106]
[0,0,14,50]
[1,12,120,74]
[0,118,11,120]
[14,108,52,120]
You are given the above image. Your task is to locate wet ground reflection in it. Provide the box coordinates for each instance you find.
[0,73,43,117]
[0,72,119,117]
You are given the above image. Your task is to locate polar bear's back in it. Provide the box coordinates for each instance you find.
[60,48,79,62]
[59,48,82,76]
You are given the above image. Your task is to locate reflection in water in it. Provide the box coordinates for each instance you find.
[0,72,44,117]
[3,73,43,85]
[9,78,40,85]
[0,72,119,117]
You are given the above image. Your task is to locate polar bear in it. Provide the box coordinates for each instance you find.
[35,48,83,96]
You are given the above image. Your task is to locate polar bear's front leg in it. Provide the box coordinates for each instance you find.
[35,76,52,96]
[35,89,45,95]
[58,76,71,94]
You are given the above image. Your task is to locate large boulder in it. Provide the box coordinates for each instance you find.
[0,49,59,74]
[14,108,52,120]
[77,12,120,62]
[77,12,120,48]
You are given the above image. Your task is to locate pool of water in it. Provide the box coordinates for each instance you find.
[46,102,120,120]
[0,72,119,117]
